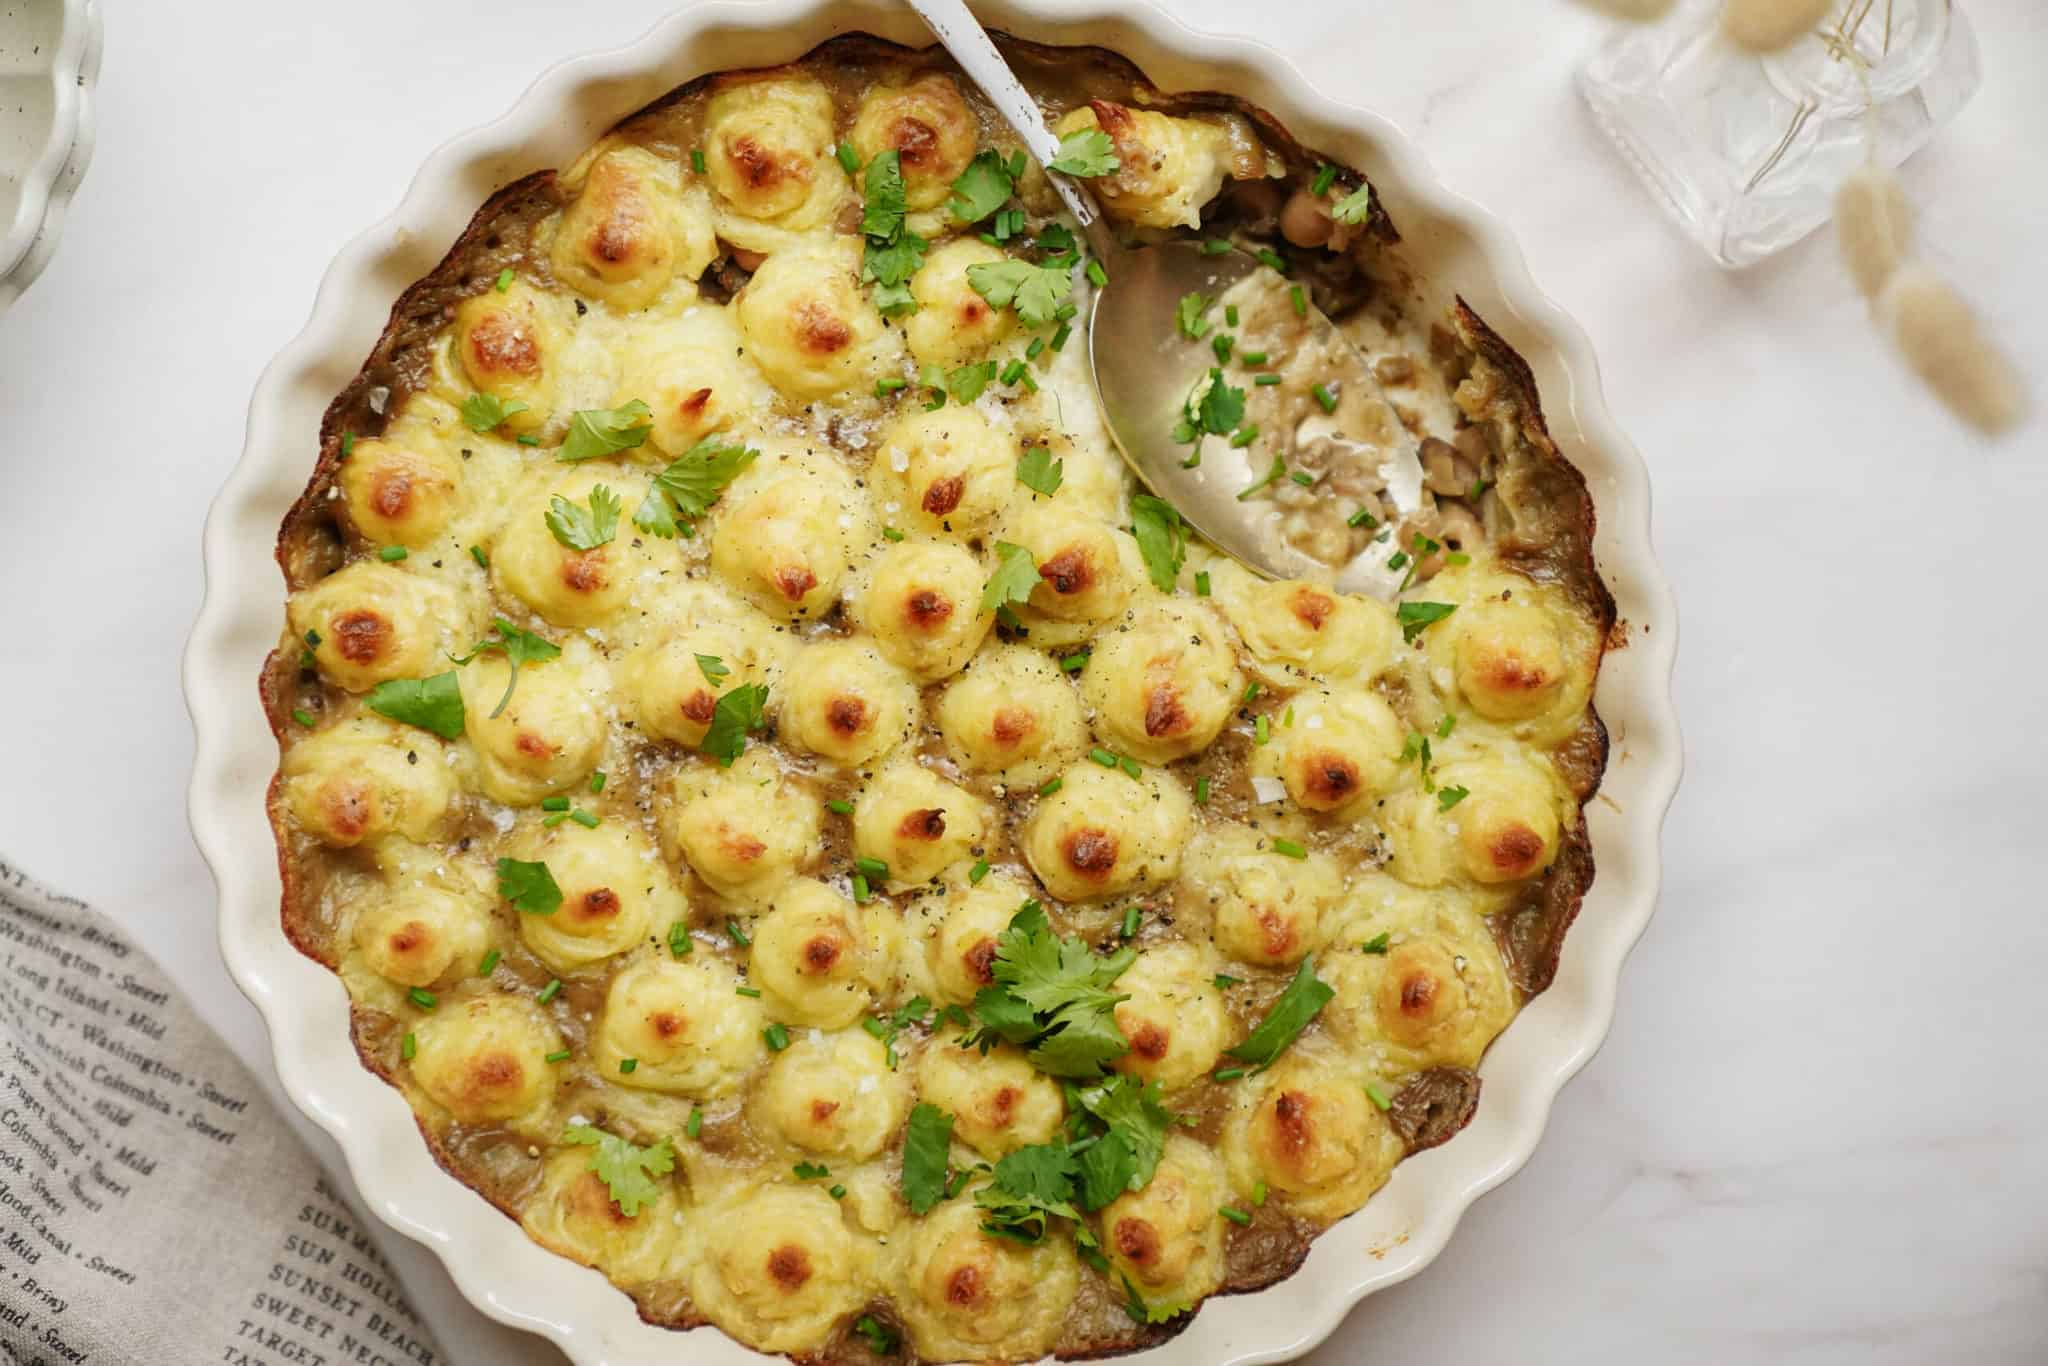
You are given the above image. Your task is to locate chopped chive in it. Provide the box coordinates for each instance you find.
[881,525,906,542]
[1244,681,1263,702]
[1026,335,1046,360]
[378,545,408,562]
[1366,1082,1393,1111]
[538,978,561,1004]
[541,811,568,828]
[1060,651,1090,673]
[736,986,762,998]
[828,1183,847,1199]
[1388,551,1410,573]
[1284,705,1296,727]
[836,141,861,175]
[618,1057,638,1074]
[1253,248,1288,274]
[1251,1179,1268,1206]
[339,433,355,459]
[1437,714,1456,738]
[401,1032,417,1060]
[1195,776,1211,805]
[1253,715,1271,745]
[862,1016,888,1039]
[1202,238,1233,255]
[589,769,606,792]
[1254,374,1282,387]
[479,949,501,977]
[494,267,514,292]
[1226,303,1240,327]
[1229,425,1259,449]
[1117,755,1142,781]
[1212,334,1234,364]
[299,649,315,669]
[541,796,570,812]
[686,1106,704,1139]
[876,376,907,396]
[1018,371,1037,394]
[1361,932,1390,955]
[969,859,990,884]
[1311,383,1339,413]
[764,1023,791,1051]
[1120,907,1140,938]
[1470,477,1490,500]
[567,808,599,828]
[1055,301,1079,322]
[690,148,707,174]
[544,1048,571,1063]
[1311,163,1338,196]
[852,873,872,903]
[854,856,890,881]
[1213,972,1238,988]
[1220,1205,1253,1226]
[1085,258,1108,287]
[726,918,750,948]
[1272,837,1307,859]
[826,798,854,816]
[1194,570,1211,596]
[1290,285,1308,316]
[1290,471,1316,488]
[304,628,322,647]
[291,708,316,728]
[669,920,693,958]
[1347,505,1377,529]
[1089,747,1118,768]
[1212,1066,1245,1081]
[1038,776,1063,796]
[407,988,437,1010]
[1051,322,1073,351]
[516,433,540,446]
[1000,359,1027,386]
[1240,350,1268,365]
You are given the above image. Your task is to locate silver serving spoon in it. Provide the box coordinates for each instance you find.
[906,0,1425,600]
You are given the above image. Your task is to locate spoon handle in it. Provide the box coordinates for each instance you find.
[901,0,1117,254]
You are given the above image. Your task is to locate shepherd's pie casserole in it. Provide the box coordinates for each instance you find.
[264,32,1612,1364]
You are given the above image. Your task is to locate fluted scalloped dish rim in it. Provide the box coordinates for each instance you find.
[185,2,1683,1361]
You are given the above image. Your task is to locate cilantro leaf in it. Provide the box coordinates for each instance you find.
[1225,955,1335,1071]
[558,401,653,463]
[700,683,769,767]
[1175,292,1213,340]
[496,857,563,915]
[966,259,1075,328]
[1128,495,1187,592]
[544,485,621,551]
[561,1124,674,1217]
[975,1142,1084,1243]
[966,901,1137,1079]
[949,149,1016,223]
[635,437,759,538]
[1017,446,1063,497]
[1049,127,1120,178]
[695,653,730,685]
[902,1102,955,1215]
[1396,600,1458,644]
[459,392,530,433]
[1189,367,1247,436]
[981,541,1041,616]
[1121,1273,1194,1326]
[948,360,999,404]
[1331,182,1374,226]
[1073,1075,1173,1206]
[1237,453,1288,502]
[364,671,465,740]
[861,149,908,241]
[449,618,561,719]
[864,231,929,290]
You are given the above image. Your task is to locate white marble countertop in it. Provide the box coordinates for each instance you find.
[1,1,2042,1361]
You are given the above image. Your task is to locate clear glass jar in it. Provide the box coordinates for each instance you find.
[1579,0,1981,267]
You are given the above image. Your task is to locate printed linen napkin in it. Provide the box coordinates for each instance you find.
[0,856,556,1365]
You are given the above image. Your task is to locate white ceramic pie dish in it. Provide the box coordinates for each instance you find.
[186,2,1683,1361]
[0,0,100,312]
